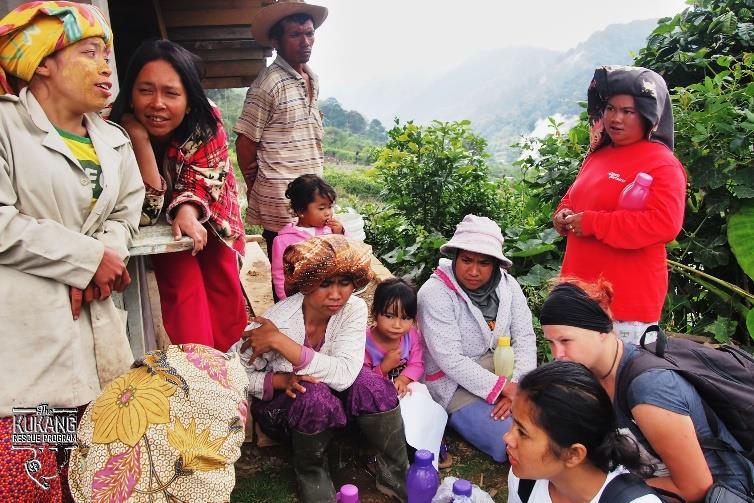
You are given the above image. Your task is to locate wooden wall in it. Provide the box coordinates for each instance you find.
[157,0,271,89]
[0,0,271,90]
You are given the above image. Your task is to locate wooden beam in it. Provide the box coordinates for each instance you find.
[160,0,263,10]
[202,76,255,89]
[179,39,260,51]
[193,47,266,61]
[162,8,256,28]
[204,59,265,78]
[168,26,252,41]
[152,0,168,39]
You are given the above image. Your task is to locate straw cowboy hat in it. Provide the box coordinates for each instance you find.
[251,0,328,47]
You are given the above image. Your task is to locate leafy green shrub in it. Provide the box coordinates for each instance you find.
[324,167,382,202]
[366,120,503,283]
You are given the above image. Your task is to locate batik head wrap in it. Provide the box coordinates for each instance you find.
[587,65,674,152]
[540,282,613,333]
[0,1,113,94]
[69,344,249,503]
[283,234,374,296]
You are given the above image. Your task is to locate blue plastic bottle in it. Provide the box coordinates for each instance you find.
[406,449,440,503]
[452,479,473,502]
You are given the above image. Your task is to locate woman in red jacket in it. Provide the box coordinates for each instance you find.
[553,66,687,344]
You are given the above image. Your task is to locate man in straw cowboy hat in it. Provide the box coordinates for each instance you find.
[234,0,328,290]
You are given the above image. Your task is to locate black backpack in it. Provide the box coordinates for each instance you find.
[517,473,665,502]
[615,326,754,462]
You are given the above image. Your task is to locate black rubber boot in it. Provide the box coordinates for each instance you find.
[290,428,336,503]
[357,406,409,502]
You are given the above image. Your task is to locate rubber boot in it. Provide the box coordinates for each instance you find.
[357,406,409,502]
[290,428,336,503]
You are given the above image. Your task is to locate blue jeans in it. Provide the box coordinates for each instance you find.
[448,400,512,463]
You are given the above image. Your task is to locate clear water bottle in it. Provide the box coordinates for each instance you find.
[336,483,359,502]
[493,336,514,379]
[407,449,440,503]
[618,172,653,210]
[452,479,473,502]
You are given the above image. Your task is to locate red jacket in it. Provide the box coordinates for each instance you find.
[557,140,687,321]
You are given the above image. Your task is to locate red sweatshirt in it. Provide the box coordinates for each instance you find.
[557,140,687,321]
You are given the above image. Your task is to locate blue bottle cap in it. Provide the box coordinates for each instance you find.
[453,479,472,497]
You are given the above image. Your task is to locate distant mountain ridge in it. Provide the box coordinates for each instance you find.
[333,19,659,161]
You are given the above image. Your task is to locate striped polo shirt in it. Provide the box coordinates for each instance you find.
[234,56,324,232]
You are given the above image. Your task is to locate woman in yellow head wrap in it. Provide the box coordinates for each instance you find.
[0,2,144,502]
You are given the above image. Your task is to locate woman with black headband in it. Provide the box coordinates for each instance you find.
[552,66,687,345]
[540,279,754,502]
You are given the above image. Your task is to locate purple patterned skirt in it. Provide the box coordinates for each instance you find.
[252,368,397,438]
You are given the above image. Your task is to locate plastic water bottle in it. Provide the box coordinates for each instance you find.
[618,172,653,210]
[336,484,359,502]
[406,449,440,503]
[452,479,473,502]
[493,336,515,379]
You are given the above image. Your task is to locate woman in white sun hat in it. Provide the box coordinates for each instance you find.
[417,214,537,463]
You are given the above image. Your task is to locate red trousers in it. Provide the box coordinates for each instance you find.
[152,232,247,352]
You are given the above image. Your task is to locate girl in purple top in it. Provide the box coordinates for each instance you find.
[364,278,424,397]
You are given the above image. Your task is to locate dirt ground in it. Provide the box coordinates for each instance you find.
[232,428,508,502]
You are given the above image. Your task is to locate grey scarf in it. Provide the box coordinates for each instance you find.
[452,253,502,323]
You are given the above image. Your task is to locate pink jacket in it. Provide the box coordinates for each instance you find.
[363,326,424,382]
[271,222,333,300]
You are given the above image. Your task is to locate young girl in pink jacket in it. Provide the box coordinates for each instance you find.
[364,278,424,396]
[271,174,345,300]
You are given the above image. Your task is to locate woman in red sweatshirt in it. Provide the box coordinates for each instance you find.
[553,66,687,344]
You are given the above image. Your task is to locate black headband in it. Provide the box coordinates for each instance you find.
[540,283,613,333]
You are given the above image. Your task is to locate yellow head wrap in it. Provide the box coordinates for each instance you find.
[0,1,113,94]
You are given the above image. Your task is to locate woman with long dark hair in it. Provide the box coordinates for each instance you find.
[110,40,247,351]
[506,360,661,502]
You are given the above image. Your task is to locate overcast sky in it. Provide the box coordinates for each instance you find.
[306,0,688,114]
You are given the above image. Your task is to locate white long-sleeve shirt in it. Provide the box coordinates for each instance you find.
[229,293,367,399]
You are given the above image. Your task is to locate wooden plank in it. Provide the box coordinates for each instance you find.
[203,76,255,89]
[152,0,168,39]
[163,8,256,28]
[160,0,263,11]
[123,258,146,358]
[240,241,274,317]
[130,223,194,256]
[180,39,260,51]
[168,26,252,41]
[193,47,266,62]
[204,59,265,78]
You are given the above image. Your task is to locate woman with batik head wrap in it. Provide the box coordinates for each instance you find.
[0,2,143,501]
[552,66,687,345]
[229,234,409,503]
